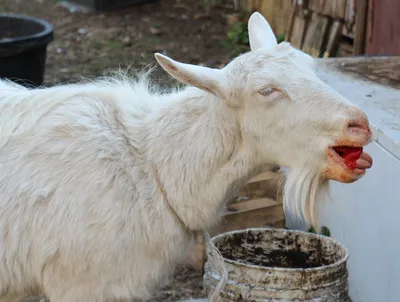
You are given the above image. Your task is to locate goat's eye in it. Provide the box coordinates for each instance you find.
[259,87,276,96]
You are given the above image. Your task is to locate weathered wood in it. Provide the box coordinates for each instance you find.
[289,11,309,49]
[227,197,280,212]
[323,56,400,89]
[240,0,293,36]
[365,0,400,55]
[310,0,347,19]
[301,12,316,54]
[331,0,347,19]
[247,171,279,183]
[308,0,323,14]
[309,0,347,19]
[311,15,329,57]
[337,40,354,57]
[212,202,285,237]
[365,0,374,45]
[353,0,368,55]
[323,20,343,58]
[344,0,356,24]
[301,12,329,56]
[285,0,298,42]
[246,0,252,11]
[342,0,356,38]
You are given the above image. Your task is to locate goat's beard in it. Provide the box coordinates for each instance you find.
[281,167,330,229]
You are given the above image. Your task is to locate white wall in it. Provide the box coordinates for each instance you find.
[287,141,400,302]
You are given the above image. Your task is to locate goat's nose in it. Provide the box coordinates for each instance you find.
[346,113,371,136]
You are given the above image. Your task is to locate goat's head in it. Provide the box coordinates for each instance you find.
[154,12,373,225]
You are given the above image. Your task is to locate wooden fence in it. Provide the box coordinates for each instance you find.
[237,0,293,36]
[238,0,369,58]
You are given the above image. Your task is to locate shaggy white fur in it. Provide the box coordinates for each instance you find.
[0,12,371,302]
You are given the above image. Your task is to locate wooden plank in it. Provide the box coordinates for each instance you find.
[255,0,293,36]
[353,0,368,55]
[365,0,400,55]
[309,0,347,19]
[239,0,253,11]
[327,56,400,89]
[246,0,254,11]
[211,203,285,236]
[323,0,347,19]
[308,0,323,13]
[323,20,343,57]
[285,0,298,42]
[337,40,355,56]
[301,12,318,54]
[247,171,279,183]
[344,0,356,25]
[227,197,280,213]
[365,0,374,46]
[251,0,260,10]
[333,0,347,19]
[310,15,330,57]
[290,12,308,49]
[275,0,294,37]
[342,0,356,40]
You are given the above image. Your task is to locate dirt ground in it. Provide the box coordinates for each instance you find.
[1,0,248,300]
[1,0,247,86]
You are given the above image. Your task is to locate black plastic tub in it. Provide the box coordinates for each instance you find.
[0,14,54,87]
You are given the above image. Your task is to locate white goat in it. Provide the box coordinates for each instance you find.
[0,12,372,302]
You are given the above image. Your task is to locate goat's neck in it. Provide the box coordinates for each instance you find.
[146,88,274,231]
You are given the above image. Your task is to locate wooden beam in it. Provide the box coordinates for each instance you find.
[285,0,298,42]
[247,171,279,184]
[212,202,285,236]
[353,0,368,55]
[324,20,344,58]
[226,197,280,212]
[289,11,309,49]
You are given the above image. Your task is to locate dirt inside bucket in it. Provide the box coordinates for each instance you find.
[220,247,329,269]
[217,230,338,269]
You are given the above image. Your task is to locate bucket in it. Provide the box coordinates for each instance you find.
[204,228,351,301]
[0,14,54,87]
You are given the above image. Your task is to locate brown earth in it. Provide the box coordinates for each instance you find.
[0,0,248,86]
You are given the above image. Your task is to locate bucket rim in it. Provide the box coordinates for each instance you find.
[0,13,54,47]
[208,227,349,273]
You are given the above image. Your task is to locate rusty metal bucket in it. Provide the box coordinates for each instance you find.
[204,228,351,301]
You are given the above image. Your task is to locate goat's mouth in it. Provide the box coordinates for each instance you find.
[325,145,373,183]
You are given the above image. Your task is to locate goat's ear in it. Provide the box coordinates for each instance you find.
[154,53,227,99]
[248,12,278,51]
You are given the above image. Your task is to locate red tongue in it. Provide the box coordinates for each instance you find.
[333,146,363,169]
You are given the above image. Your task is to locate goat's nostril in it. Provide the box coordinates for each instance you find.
[346,118,370,135]
[348,122,365,130]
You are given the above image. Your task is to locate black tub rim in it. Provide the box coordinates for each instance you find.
[209,227,349,273]
[0,13,54,56]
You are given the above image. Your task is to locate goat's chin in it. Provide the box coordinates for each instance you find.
[282,167,330,229]
[323,163,365,183]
